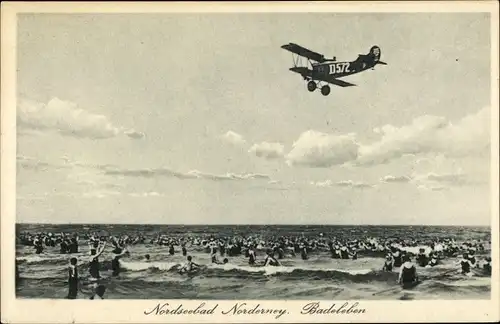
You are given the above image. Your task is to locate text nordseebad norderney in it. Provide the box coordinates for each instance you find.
[144,301,366,319]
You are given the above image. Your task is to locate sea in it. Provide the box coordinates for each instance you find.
[15,224,491,300]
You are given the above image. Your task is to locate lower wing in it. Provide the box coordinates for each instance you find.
[289,68,356,87]
[289,67,312,79]
[322,76,357,87]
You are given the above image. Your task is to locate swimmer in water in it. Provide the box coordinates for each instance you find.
[397,255,419,289]
[209,242,218,263]
[392,249,403,268]
[300,243,308,260]
[248,245,257,265]
[426,254,438,267]
[263,249,281,267]
[382,254,394,272]
[144,254,151,262]
[111,246,129,277]
[15,262,20,286]
[483,257,491,275]
[88,241,106,280]
[180,256,200,274]
[458,253,473,275]
[215,257,229,265]
[67,257,79,299]
[416,248,428,267]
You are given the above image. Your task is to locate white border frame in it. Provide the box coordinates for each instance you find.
[2,1,499,323]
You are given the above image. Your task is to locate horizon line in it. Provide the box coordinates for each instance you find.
[15,222,491,227]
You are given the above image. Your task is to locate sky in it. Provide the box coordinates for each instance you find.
[15,12,493,225]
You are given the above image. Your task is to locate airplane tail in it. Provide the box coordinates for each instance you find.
[369,45,387,65]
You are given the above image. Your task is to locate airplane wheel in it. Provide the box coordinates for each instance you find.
[321,85,331,96]
[307,81,316,92]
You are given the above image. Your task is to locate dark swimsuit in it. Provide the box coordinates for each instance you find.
[483,263,491,275]
[89,257,100,279]
[401,265,417,288]
[461,260,471,274]
[341,249,349,259]
[67,266,78,299]
[393,253,402,267]
[301,248,308,260]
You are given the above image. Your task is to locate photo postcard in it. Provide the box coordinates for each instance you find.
[1,1,499,323]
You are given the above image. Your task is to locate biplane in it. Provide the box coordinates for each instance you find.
[281,43,387,96]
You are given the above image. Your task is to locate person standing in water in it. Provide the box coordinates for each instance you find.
[210,242,219,263]
[397,255,419,289]
[382,254,394,272]
[248,245,257,265]
[67,257,79,299]
[89,241,106,280]
[392,249,403,268]
[482,257,491,275]
[111,246,129,277]
[300,243,308,260]
[458,253,473,275]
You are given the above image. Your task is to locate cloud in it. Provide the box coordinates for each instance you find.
[124,129,146,140]
[18,155,271,183]
[433,106,490,156]
[357,115,449,165]
[286,130,359,167]
[248,142,285,159]
[17,155,69,172]
[222,131,246,145]
[104,167,270,182]
[335,180,375,189]
[310,180,333,187]
[380,175,413,183]
[416,184,448,192]
[17,97,145,140]
[357,107,490,165]
[415,172,472,186]
[285,108,490,168]
[310,179,374,189]
[379,171,479,189]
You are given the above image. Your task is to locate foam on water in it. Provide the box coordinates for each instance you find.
[15,224,491,300]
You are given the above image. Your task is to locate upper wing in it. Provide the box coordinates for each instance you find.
[319,75,357,87]
[281,43,327,63]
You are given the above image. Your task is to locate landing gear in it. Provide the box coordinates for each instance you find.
[307,81,316,92]
[321,85,331,96]
[305,80,331,96]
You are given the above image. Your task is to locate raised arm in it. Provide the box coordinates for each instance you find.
[95,242,107,258]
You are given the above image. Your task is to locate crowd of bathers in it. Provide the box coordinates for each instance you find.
[16,230,492,298]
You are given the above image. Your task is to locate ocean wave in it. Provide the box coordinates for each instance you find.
[118,260,385,281]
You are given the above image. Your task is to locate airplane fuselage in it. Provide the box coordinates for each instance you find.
[312,48,380,80]
[312,59,373,79]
